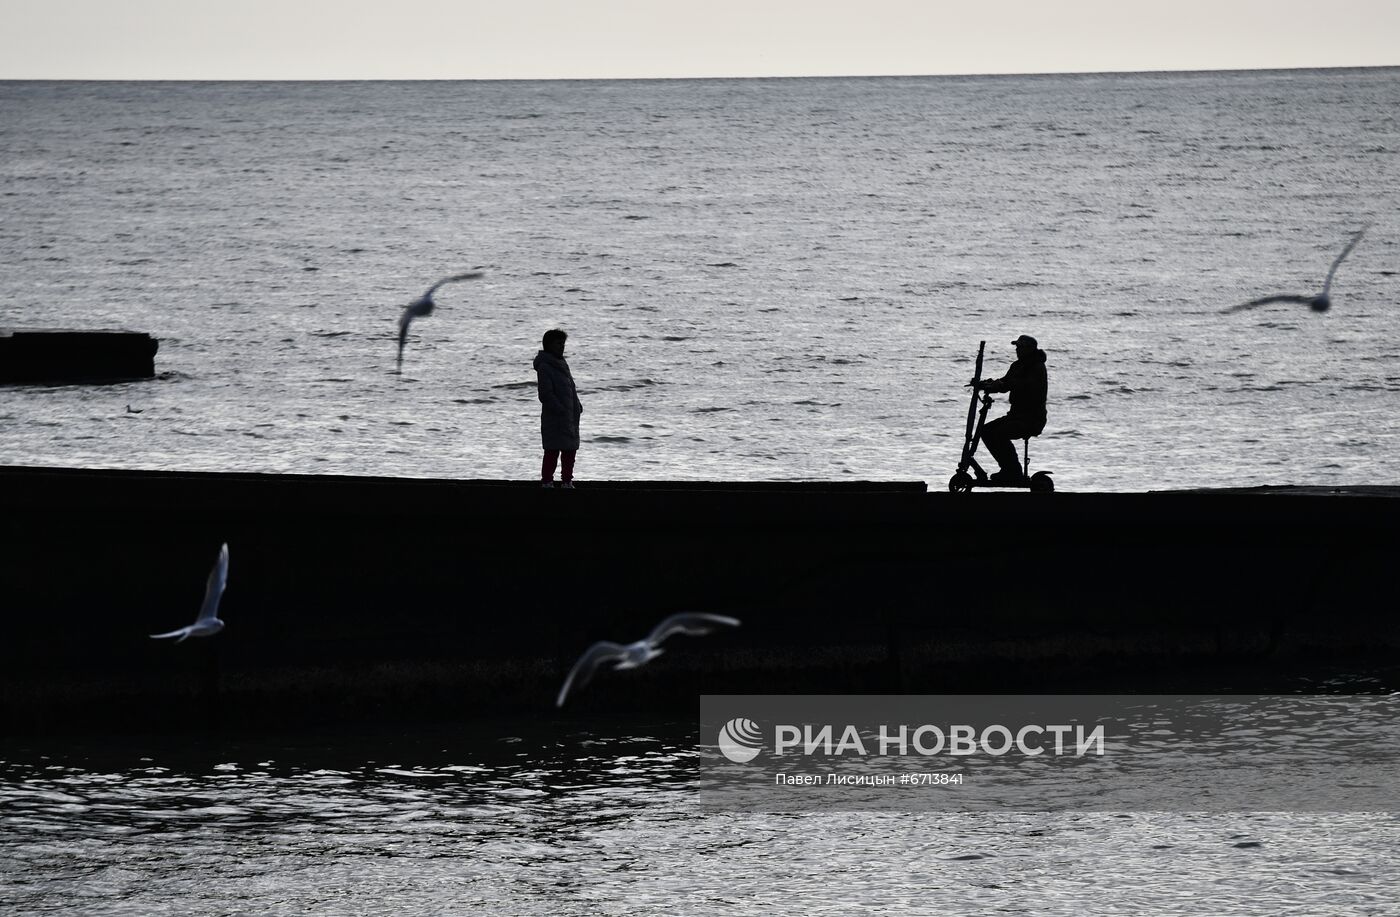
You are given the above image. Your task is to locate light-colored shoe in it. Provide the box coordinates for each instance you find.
[561,481,575,489]
[541,480,555,488]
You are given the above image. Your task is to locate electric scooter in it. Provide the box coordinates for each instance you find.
[948,341,1054,493]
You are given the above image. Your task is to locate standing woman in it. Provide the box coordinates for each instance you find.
[533,328,583,488]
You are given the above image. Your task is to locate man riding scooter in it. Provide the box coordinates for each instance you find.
[974,334,1048,485]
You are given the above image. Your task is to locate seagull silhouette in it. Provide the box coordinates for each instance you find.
[556,612,741,707]
[396,272,484,370]
[1224,227,1368,314]
[150,543,229,642]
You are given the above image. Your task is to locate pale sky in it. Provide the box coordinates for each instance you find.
[3,0,1397,80]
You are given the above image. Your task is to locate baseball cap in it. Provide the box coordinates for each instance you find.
[1012,334,1038,349]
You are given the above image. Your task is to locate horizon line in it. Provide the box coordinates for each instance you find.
[4,63,1397,84]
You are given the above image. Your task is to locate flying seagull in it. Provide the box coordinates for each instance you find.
[150,543,229,642]
[556,612,741,707]
[396,272,483,370]
[1224,227,1368,314]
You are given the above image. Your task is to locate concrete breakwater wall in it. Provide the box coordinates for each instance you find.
[2,466,1397,734]
[0,330,158,383]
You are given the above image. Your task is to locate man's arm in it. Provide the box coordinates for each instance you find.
[980,369,1012,394]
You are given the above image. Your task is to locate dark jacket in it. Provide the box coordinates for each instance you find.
[534,350,583,451]
[982,349,1048,426]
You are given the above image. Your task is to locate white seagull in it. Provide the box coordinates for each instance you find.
[1224,226,1368,314]
[556,613,742,707]
[150,543,229,642]
[396,272,484,370]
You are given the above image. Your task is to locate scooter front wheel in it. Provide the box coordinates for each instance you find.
[948,472,974,493]
[1029,471,1055,493]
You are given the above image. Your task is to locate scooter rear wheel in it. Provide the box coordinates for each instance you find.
[1029,471,1055,493]
[948,472,974,493]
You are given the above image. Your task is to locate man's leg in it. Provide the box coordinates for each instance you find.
[560,450,576,484]
[980,417,1022,477]
[542,449,560,484]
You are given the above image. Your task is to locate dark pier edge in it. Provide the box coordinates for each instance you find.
[2,465,1397,735]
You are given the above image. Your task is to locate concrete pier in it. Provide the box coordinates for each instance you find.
[1,466,1397,734]
[0,330,158,383]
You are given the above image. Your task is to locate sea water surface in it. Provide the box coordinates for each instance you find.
[4,715,1400,917]
[1,70,1398,490]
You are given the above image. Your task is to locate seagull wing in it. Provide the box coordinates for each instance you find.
[425,271,484,297]
[150,625,193,641]
[647,613,742,647]
[556,641,629,707]
[397,273,481,369]
[397,305,416,357]
[1221,294,1313,314]
[196,543,229,624]
[1321,227,1367,296]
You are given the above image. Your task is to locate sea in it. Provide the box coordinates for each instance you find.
[3,70,1400,914]
[2,70,1398,491]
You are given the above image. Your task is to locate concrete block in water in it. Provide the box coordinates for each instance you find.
[0,330,158,383]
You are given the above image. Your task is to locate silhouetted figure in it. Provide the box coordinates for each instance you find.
[150,543,229,642]
[556,613,741,707]
[534,329,583,488]
[976,335,1048,484]
[1223,226,1367,314]
[396,271,483,371]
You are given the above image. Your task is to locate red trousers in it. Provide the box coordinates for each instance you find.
[542,449,576,482]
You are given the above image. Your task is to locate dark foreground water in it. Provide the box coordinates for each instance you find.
[4,709,1399,916]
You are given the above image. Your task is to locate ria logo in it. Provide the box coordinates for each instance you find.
[717,717,764,763]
